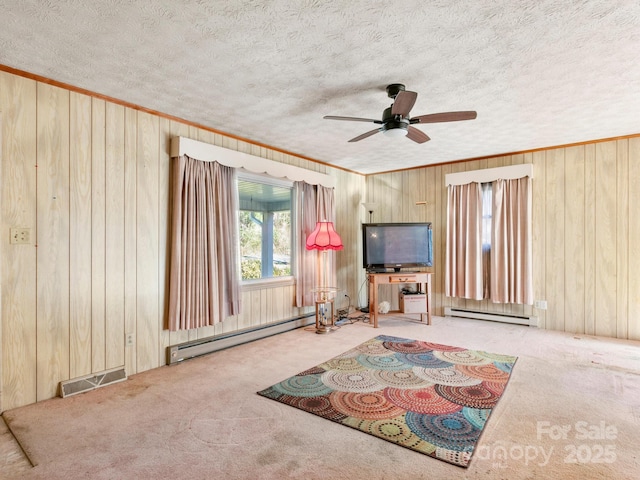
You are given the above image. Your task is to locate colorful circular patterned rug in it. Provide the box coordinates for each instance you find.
[257,335,517,468]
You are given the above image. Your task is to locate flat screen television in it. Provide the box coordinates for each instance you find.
[362,222,433,272]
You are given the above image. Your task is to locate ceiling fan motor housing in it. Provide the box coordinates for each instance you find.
[382,106,409,133]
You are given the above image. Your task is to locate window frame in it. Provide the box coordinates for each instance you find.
[237,170,296,287]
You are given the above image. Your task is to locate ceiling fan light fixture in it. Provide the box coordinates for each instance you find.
[382,126,408,138]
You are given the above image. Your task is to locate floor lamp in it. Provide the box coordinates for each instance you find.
[306,221,343,334]
[361,202,377,223]
[360,202,377,313]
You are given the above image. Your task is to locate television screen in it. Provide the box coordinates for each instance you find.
[362,223,433,271]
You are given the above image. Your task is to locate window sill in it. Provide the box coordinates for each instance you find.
[241,276,295,291]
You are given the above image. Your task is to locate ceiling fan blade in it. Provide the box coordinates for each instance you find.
[406,126,430,144]
[411,111,477,124]
[324,115,382,123]
[391,90,418,117]
[348,128,382,142]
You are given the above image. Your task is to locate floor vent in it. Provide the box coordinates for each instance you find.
[59,367,127,398]
[444,307,538,327]
[167,314,315,365]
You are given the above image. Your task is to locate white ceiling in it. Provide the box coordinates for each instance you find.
[1,0,640,174]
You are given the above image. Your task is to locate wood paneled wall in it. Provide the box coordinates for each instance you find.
[366,140,640,341]
[3,65,636,411]
[0,70,365,411]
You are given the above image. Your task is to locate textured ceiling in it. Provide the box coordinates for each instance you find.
[1,0,640,174]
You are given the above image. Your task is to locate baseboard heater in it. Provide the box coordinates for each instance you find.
[59,367,127,398]
[444,307,538,327]
[167,313,315,365]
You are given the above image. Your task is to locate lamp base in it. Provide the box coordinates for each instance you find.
[313,290,336,335]
[315,324,333,334]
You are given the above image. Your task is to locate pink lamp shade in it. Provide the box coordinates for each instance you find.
[306,221,344,251]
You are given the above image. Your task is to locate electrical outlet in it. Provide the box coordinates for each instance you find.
[125,333,135,346]
[534,300,547,310]
[10,227,30,244]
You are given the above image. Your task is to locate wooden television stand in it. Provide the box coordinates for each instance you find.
[367,272,432,328]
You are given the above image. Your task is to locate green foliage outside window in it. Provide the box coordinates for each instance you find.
[239,210,291,280]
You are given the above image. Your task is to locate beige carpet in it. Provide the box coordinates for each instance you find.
[3,315,640,479]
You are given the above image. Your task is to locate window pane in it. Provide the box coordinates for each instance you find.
[481,182,492,248]
[238,178,292,280]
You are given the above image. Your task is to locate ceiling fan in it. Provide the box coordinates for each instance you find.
[324,84,477,143]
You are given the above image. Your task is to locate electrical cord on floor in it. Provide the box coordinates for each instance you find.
[335,294,353,325]
[335,294,371,325]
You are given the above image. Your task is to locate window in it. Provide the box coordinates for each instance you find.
[481,182,493,298]
[237,174,293,281]
[481,182,492,250]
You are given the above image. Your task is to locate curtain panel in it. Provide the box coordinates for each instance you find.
[167,155,241,331]
[490,177,533,304]
[294,182,336,307]
[317,185,337,291]
[445,182,484,300]
[295,182,317,307]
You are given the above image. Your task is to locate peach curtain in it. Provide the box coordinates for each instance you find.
[294,182,336,307]
[167,155,241,331]
[490,177,533,304]
[445,182,484,300]
[316,185,337,290]
[295,182,317,307]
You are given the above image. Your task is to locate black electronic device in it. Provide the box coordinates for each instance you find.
[362,222,433,272]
